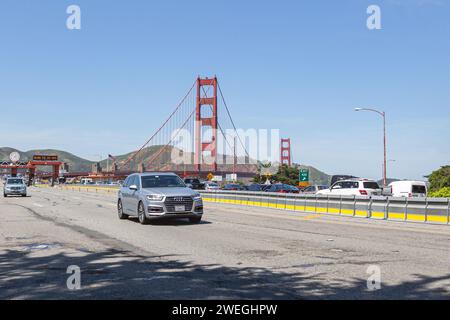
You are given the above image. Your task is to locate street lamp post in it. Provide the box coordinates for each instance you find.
[355,108,387,186]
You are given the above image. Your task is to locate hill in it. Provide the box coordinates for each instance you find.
[102,146,258,173]
[0,147,93,172]
[294,164,331,185]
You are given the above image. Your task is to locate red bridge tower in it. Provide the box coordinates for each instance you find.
[280,138,292,167]
[195,77,218,172]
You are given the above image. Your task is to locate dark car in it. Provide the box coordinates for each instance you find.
[184,178,204,190]
[222,184,245,191]
[246,184,264,192]
[265,184,300,194]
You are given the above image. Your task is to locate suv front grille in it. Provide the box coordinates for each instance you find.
[164,196,193,213]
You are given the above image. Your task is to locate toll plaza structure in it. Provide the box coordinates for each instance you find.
[0,155,64,186]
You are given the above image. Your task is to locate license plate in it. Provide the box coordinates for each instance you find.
[174,205,185,212]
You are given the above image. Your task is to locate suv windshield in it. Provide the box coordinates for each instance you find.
[7,179,24,185]
[142,175,186,188]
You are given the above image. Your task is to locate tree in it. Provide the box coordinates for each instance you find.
[271,165,299,186]
[427,166,450,192]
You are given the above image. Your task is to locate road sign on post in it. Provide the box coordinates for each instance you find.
[299,169,310,188]
[299,169,310,182]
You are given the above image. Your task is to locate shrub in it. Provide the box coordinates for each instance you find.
[428,187,450,198]
[427,166,450,192]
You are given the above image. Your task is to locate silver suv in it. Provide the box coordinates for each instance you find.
[3,178,27,197]
[117,173,204,225]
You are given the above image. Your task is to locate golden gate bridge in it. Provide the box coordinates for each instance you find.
[2,76,293,183]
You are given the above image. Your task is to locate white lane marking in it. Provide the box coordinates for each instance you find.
[33,203,44,208]
[72,197,81,200]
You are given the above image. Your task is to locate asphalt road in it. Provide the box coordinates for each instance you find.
[0,186,449,300]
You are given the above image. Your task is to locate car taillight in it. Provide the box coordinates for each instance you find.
[359,190,368,195]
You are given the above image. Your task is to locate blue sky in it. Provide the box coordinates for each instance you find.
[0,0,449,180]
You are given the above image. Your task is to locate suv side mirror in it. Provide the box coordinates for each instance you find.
[129,185,138,191]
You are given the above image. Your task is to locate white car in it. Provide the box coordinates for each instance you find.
[204,182,220,191]
[317,179,382,196]
[301,185,329,194]
[389,181,427,198]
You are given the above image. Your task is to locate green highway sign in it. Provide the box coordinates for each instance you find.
[299,169,310,182]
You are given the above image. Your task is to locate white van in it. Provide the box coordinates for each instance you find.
[389,181,427,198]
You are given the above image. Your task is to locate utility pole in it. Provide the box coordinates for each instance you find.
[355,108,387,186]
[233,136,237,175]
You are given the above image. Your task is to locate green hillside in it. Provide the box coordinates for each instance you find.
[99,145,184,170]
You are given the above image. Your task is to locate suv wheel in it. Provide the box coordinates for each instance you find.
[138,201,149,225]
[3,193,6,198]
[118,199,128,220]
[189,216,202,224]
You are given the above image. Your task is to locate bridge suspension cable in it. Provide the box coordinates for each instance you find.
[217,80,251,159]
[118,80,197,170]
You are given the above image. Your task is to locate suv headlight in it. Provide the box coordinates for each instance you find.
[146,194,164,201]
[193,194,202,201]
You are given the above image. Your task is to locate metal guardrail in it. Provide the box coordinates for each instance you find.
[199,190,450,225]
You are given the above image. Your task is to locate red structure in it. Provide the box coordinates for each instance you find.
[0,159,63,186]
[280,138,292,167]
[195,77,218,172]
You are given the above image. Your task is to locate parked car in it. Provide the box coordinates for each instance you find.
[3,178,27,197]
[204,181,220,191]
[317,179,382,196]
[222,184,245,191]
[246,184,265,192]
[301,185,329,194]
[389,181,427,198]
[184,178,204,190]
[265,184,300,193]
[118,173,203,225]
